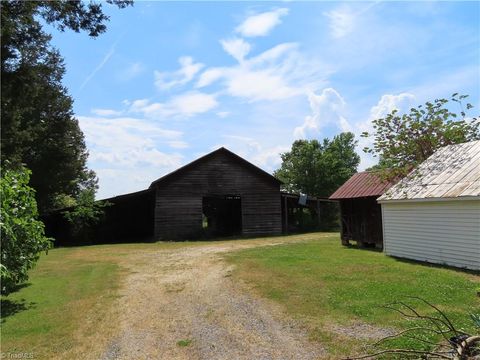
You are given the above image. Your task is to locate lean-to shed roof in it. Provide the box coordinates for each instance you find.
[329,171,394,199]
[378,140,480,202]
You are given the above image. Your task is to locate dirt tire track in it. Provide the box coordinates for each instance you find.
[102,239,326,360]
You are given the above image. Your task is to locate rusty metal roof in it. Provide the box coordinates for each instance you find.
[329,171,394,199]
[378,140,480,202]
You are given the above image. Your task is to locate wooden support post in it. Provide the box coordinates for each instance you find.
[284,196,288,234]
[316,199,321,229]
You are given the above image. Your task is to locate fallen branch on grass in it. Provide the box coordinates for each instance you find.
[344,297,480,360]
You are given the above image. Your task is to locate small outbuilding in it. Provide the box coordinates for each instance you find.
[329,172,394,249]
[378,140,480,270]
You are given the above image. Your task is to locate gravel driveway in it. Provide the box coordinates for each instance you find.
[101,238,326,360]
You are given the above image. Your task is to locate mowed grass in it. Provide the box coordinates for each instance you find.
[0,241,192,360]
[226,233,480,358]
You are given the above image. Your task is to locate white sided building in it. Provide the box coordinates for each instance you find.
[377,140,480,270]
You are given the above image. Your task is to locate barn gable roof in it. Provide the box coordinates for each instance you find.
[149,147,281,188]
[378,140,480,202]
[329,171,394,200]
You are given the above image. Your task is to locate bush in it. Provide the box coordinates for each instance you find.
[1,165,52,295]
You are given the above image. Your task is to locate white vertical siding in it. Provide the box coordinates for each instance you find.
[382,200,480,270]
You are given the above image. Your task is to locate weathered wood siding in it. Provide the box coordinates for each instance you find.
[381,200,480,270]
[153,151,282,239]
[339,197,383,248]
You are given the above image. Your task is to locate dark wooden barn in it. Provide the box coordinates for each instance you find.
[149,147,282,239]
[44,188,156,246]
[329,172,394,249]
[45,148,308,245]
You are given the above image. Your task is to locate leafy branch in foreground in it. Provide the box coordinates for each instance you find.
[1,164,53,295]
[345,297,480,360]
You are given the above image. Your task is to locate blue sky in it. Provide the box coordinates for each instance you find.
[48,1,479,199]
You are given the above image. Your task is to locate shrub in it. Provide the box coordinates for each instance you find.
[1,165,52,295]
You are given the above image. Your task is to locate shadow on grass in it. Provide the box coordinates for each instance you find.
[342,243,383,253]
[390,256,480,275]
[343,243,479,275]
[1,283,36,322]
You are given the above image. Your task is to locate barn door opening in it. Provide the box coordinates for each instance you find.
[202,195,242,237]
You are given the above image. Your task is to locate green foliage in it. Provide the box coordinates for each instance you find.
[274,132,360,197]
[62,189,111,238]
[362,94,480,180]
[176,339,193,347]
[1,1,131,213]
[0,165,52,295]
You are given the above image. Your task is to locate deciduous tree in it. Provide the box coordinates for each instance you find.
[362,94,480,180]
[274,132,360,197]
[1,0,132,213]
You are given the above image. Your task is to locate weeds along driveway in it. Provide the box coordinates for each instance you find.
[101,234,330,360]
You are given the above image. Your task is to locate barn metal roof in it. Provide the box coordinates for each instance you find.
[378,140,480,202]
[329,171,394,199]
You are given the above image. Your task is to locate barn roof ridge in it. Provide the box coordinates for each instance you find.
[149,147,281,188]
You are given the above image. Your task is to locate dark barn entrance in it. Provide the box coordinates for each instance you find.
[202,195,242,237]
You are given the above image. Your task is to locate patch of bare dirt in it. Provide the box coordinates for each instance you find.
[330,322,396,341]
[100,238,327,360]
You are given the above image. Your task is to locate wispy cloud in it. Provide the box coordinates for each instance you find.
[78,115,184,197]
[220,38,251,62]
[323,2,380,38]
[154,56,204,90]
[91,108,123,117]
[118,62,145,81]
[197,42,330,102]
[236,8,289,37]
[129,91,218,118]
[79,36,123,91]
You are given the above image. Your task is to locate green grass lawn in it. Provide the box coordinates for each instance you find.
[1,246,122,359]
[2,234,478,359]
[226,233,480,358]
[0,242,185,360]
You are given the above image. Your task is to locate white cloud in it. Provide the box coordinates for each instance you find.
[78,115,184,198]
[323,2,379,39]
[169,92,218,115]
[220,38,251,62]
[91,108,123,117]
[292,89,416,171]
[294,88,347,138]
[216,111,230,118]
[154,56,204,90]
[221,135,289,170]
[168,140,189,149]
[323,5,356,38]
[196,68,226,88]
[119,62,145,81]
[79,115,181,167]
[236,8,289,37]
[196,42,329,102]
[129,91,218,118]
[356,93,416,170]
